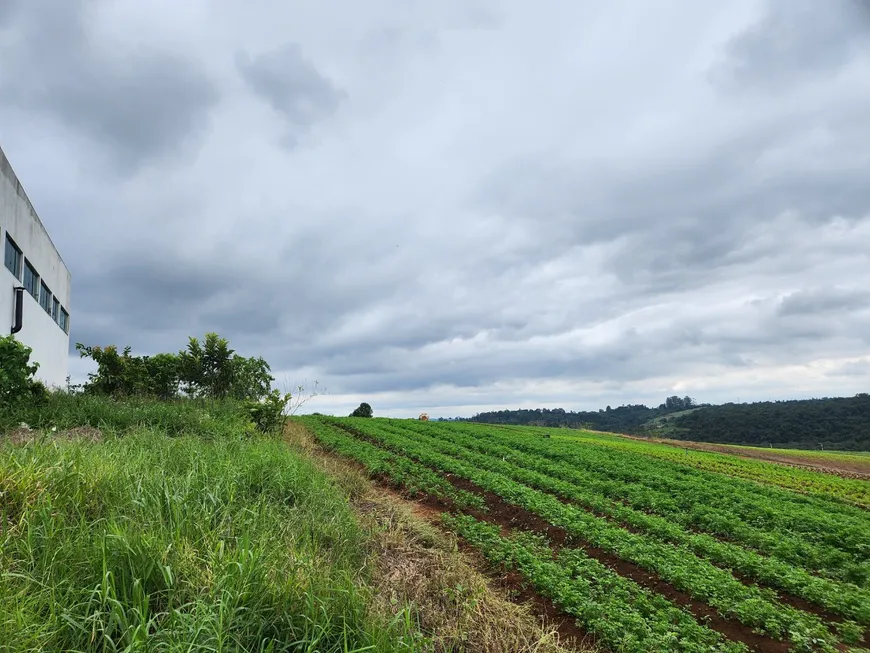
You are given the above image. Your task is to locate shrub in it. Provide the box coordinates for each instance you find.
[75,344,174,397]
[0,335,39,401]
[247,389,291,434]
[0,335,42,425]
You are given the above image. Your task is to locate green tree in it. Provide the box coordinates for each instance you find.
[177,333,274,401]
[230,355,273,401]
[350,402,373,418]
[76,333,272,402]
[178,333,235,399]
[144,353,181,400]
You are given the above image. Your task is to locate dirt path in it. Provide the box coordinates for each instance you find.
[283,420,592,653]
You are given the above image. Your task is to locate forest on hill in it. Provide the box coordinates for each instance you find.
[462,394,870,450]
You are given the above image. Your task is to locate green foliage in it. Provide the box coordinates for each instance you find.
[0,336,46,430]
[144,352,180,400]
[75,344,180,398]
[350,402,373,418]
[76,333,273,403]
[445,514,748,653]
[0,335,40,406]
[589,433,870,508]
[467,394,870,450]
[467,401,681,433]
[10,393,257,439]
[295,416,484,509]
[665,394,870,450]
[246,389,290,434]
[401,421,870,617]
[661,395,696,411]
[177,333,273,401]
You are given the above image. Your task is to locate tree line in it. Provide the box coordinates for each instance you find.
[462,396,699,433]
[1,332,293,434]
[463,394,870,450]
[667,395,870,450]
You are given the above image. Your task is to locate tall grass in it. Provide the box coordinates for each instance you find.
[5,392,254,439]
[0,428,425,651]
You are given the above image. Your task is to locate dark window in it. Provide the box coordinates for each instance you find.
[40,281,52,314]
[4,234,22,279]
[59,308,69,334]
[52,297,60,322]
[23,260,38,299]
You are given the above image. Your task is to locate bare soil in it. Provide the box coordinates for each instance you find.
[3,425,103,446]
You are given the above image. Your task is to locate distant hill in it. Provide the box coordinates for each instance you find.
[461,395,700,434]
[661,395,870,451]
[463,394,870,451]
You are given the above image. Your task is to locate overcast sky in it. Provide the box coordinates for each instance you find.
[2,0,869,418]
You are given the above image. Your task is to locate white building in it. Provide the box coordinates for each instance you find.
[1,145,71,388]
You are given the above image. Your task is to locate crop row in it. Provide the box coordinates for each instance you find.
[328,417,850,650]
[445,513,749,653]
[400,421,869,587]
[378,420,870,623]
[295,417,483,509]
[439,422,870,565]
[569,432,870,508]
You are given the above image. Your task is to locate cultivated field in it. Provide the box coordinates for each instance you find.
[630,437,870,480]
[297,415,870,653]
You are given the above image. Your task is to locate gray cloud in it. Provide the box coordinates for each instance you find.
[2,0,870,416]
[0,0,219,173]
[778,288,870,316]
[236,44,345,136]
[712,0,870,91]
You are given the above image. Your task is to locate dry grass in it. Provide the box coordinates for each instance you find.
[4,424,103,446]
[284,420,589,653]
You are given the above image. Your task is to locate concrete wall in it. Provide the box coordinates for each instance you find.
[0,145,71,389]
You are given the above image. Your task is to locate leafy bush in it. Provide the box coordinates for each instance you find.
[75,344,180,398]
[0,336,47,429]
[350,402,373,418]
[246,389,291,434]
[178,333,273,401]
[0,335,40,406]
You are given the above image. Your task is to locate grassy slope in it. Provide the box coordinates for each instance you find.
[0,428,422,652]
